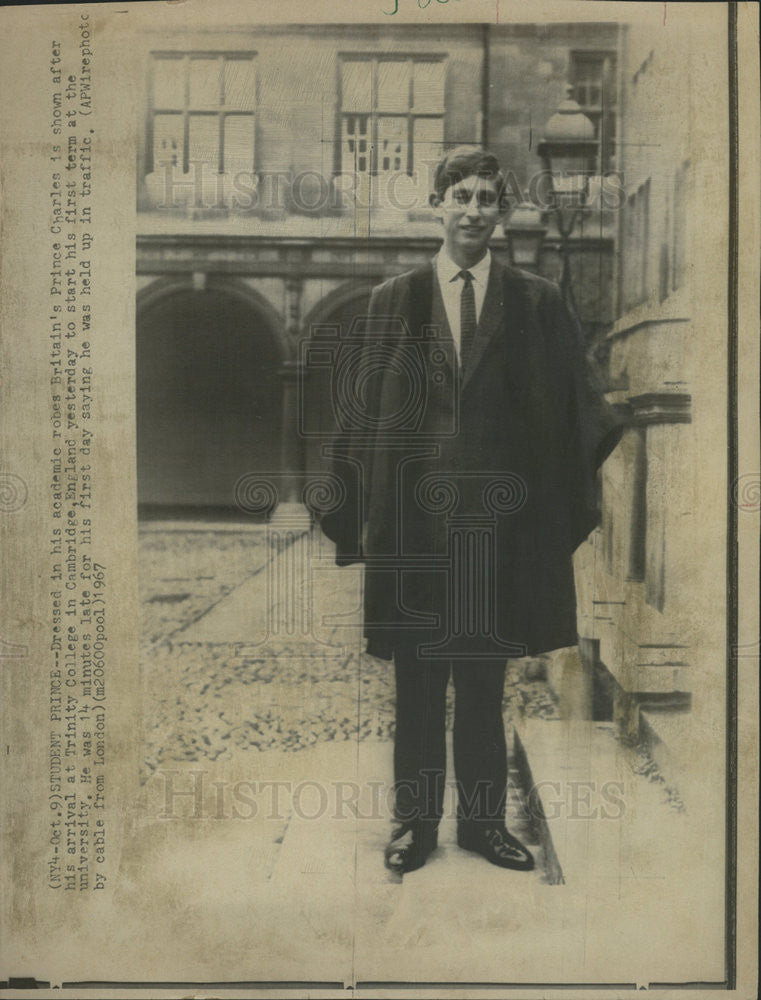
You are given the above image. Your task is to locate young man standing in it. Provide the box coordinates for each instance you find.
[322,146,622,877]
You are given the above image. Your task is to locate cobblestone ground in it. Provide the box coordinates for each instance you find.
[139,528,560,778]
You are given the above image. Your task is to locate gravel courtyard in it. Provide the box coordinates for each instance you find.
[138,526,560,778]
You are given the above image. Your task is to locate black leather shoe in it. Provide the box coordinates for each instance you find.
[457,824,535,871]
[384,822,439,875]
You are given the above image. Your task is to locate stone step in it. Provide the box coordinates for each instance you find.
[513,717,693,886]
[121,737,722,984]
[268,732,545,887]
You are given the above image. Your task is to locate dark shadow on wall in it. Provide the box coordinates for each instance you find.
[137,286,283,515]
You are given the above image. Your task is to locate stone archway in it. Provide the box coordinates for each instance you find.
[136,278,286,516]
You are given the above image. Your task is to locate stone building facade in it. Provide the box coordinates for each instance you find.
[571,15,727,782]
[135,21,620,512]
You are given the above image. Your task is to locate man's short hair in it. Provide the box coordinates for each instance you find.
[432,145,508,204]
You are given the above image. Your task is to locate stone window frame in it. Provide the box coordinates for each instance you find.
[568,49,618,174]
[146,51,258,177]
[336,53,447,179]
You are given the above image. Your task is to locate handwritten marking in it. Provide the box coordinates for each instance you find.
[384,0,460,15]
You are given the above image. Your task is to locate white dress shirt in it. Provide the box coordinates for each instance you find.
[435,247,492,359]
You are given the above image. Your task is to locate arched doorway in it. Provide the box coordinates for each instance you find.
[137,280,285,517]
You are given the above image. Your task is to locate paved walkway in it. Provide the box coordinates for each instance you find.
[118,524,720,988]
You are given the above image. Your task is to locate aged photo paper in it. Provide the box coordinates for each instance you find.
[0,1,758,997]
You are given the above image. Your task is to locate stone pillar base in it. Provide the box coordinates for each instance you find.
[267,501,312,546]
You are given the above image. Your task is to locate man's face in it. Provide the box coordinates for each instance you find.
[430,174,504,266]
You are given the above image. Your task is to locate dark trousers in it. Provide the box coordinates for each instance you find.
[392,645,508,833]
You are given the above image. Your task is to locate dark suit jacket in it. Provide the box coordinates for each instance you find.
[321,256,622,661]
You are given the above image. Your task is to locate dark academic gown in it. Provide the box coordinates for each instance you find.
[320,257,623,662]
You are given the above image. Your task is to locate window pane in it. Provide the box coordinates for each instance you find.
[341,114,371,174]
[412,116,443,143]
[189,56,221,107]
[377,61,410,112]
[412,116,443,180]
[378,116,407,173]
[224,58,255,110]
[152,57,185,108]
[223,115,255,174]
[341,60,372,113]
[188,114,220,171]
[572,54,602,82]
[153,113,184,169]
[412,61,445,113]
[570,51,617,171]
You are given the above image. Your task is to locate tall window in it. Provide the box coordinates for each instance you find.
[569,51,617,173]
[339,56,445,179]
[672,160,690,292]
[148,52,256,175]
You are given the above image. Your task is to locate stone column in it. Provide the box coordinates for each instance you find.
[269,360,310,535]
[284,273,302,340]
[270,270,310,534]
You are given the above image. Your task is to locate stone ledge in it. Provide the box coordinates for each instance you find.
[513,716,694,890]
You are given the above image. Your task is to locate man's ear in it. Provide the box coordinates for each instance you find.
[429,191,443,218]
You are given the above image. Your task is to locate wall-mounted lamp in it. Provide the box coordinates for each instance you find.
[537,86,599,311]
[503,201,547,269]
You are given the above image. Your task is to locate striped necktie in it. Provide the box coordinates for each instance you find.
[458,269,476,372]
